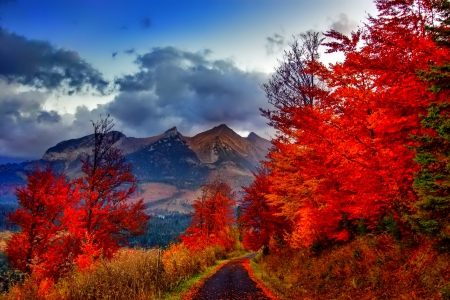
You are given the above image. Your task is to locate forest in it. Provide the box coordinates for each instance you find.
[237,0,450,298]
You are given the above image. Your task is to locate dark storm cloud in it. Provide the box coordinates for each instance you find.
[265,33,285,55]
[111,46,271,136]
[0,84,63,158]
[0,28,109,94]
[37,110,61,124]
[0,83,103,159]
[328,13,358,36]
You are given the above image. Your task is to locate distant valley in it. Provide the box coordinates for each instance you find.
[0,124,271,213]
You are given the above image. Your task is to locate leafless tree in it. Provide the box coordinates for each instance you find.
[261,31,324,127]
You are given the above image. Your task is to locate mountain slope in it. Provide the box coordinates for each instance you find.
[127,127,208,189]
[0,125,271,213]
[188,124,263,169]
[247,132,272,155]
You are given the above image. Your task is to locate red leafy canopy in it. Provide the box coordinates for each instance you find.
[6,117,149,281]
[252,0,450,248]
[181,180,236,251]
[6,167,78,280]
[240,167,291,251]
[76,117,149,260]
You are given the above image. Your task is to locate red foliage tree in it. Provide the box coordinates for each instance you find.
[181,180,236,251]
[240,167,291,251]
[5,167,78,281]
[6,116,150,281]
[260,0,450,248]
[73,116,149,263]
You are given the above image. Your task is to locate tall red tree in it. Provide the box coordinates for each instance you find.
[6,116,150,279]
[260,0,450,248]
[74,116,149,265]
[181,180,236,251]
[5,167,78,281]
[240,167,291,251]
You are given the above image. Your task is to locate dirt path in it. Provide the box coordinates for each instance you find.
[189,254,274,300]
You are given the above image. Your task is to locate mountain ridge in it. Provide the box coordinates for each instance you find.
[0,124,271,213]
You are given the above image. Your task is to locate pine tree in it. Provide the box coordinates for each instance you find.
[409,1,450,249]
[410,103,450,248]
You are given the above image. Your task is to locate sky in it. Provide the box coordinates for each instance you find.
[0,0,378,161]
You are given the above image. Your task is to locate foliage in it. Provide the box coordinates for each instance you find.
[5,167,77,281]
[0,252,24,293]
[410,102,450,248]
[2,243,241,300]
[241,167,291,251]
[129,213,192,248]
[408,0,450,251]
[74,116,149,261]
[0,205,17,231]
[4,116,149,292]
[181,180,237,251]
[236,2,450,298]
[242,0,450,249]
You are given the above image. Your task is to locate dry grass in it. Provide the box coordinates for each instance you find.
[252,234,450,300]
[1,241,247,300]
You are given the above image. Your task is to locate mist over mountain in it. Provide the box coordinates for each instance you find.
[0,124,270,213]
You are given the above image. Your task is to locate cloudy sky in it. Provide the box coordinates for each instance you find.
[0,0,377,162]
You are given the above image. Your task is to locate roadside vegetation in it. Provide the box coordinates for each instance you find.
[1,243,246,300]
[250,235,450,299]
[242,1,450,299]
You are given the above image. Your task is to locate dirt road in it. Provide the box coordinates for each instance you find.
[189,254,274,300]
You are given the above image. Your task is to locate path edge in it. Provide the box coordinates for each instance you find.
[243,259,279,300]
[181,260,229,300]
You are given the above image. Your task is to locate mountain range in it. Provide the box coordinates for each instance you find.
[0,124,271,213]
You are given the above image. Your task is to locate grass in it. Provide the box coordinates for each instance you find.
[249,253,285,300]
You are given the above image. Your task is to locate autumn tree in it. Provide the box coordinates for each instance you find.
[74,116,149,265]
[5,167,78,281]
[258,0,450,248]
[261,31,324,133]
[181,180,236,251]
[6,116,150,279]
[240,167,291,251]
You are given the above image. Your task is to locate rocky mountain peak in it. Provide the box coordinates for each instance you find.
[247,132,259,139]
[246,131,272,153]
[213,123,232,132]
[164,127,178,139]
